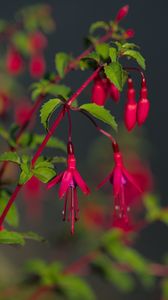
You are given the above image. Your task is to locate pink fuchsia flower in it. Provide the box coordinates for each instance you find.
[91,77,108,106]
[28,31,47,55]
[6,48,24,75]
[47,142,90,234]
[115,5,129,23]
[98,148,141,224]
[124,77,137,131]
[29,55,46,78]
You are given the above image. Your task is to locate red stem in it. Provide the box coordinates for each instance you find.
[0,185,22,225]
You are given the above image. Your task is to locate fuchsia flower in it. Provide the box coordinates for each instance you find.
[115,5,129,23]
[28,31,47,55]
[29,55,46,78]
[47,142,90,234]
[6,48,24,75]
[137,78,150,126]
[98,147,141,224]
[91,77,107,106]
[124,77,137,131]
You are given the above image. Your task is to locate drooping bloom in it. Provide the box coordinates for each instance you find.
[28,31,47,55]
[29,55,46,78]
[91,77,107,106]
[108,82,120,103]
[137,78,150,126]
[98,147,141,224]
[6,48,24,75]
[47,142,90,234]
[124,77,137,131]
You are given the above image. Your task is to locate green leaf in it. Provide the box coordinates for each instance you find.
[59,276,95,300]
[123,50,146,69]
[104,62,123,91]
[83,51,100,63]
[50,156,66,164]
[92,255,134,292]
[21,231,45,243]
[0,151,21,165]
[89,21,109,34]
[121,42,140,50]
[12,32,29,55]
[55,52,72,78]
[19,157,33,185]
[143,194,161,222]
[109,47,118,62]
[40,98,62,130]
[47,84,71,99]
[0,230,25,246]
[33,166,56,183]
[80,103,117,131]
[19,170,33,185]
[95,43,109,60]
[0,190,19,227]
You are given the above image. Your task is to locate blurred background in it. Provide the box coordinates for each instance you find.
[0,1,167,299]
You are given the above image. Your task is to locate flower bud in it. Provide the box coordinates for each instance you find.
[115,5,129,23]
[124,78,137,131]
[137,79,150,125]
[91,78,107,106]
[124,28,135,39]
[109,83,120,103]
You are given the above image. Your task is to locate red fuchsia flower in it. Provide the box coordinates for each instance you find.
[29,55,46,79]
[123,29,135,39]
[23,176,44,220]
[91,77,108,106]
[115,5,129,23]
[28,31,47,55]
[6,48,24,75]
[47,142,90,235]
[14,101,33,127]
[98,146,141,225]
[108,82,120,103]
[0,93,9,116]
[124,77,137,131]
[137,78,150,126]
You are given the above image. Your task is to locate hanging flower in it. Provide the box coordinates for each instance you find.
[47,142,90,234]
[98,148,141,224]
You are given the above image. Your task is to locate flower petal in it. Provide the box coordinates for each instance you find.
[113,166,122,197]
[47,172,64,189]
[73,170,90,195]
[122,167,142,193]
[97,171,112,189]
[59,171,73,199]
